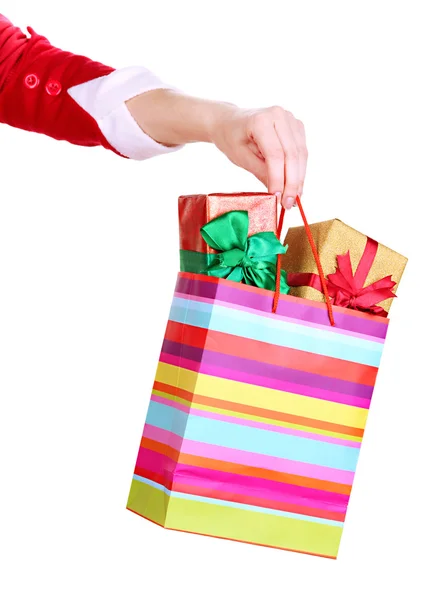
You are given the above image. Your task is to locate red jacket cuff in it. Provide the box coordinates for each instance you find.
[0,17,121,154]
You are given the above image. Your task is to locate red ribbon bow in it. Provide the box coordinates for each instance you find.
[287,238,396,317]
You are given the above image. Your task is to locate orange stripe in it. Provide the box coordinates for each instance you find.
[141,437,352,496]
[126,507,337,559]
[165,320,377,386]
[153,380,365,438]
[140,436,180,462]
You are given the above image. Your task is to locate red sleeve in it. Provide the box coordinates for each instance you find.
[0,14,122,154]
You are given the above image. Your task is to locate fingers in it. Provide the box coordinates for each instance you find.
[273,116,299,208]
[248,111,285,200]
[248,107,308,208]
[291,117,308,198]
[275,113,308,206]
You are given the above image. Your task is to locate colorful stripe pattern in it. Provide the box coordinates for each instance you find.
[127,272,389,559]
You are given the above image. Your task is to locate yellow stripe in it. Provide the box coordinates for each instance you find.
[127,478,168,526]
[128,478,341,557]
[152,388,363,443]
[155,362,369,430]
[168,496,341,557]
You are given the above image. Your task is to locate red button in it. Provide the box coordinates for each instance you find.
[24,74,40,89]
[45,79,62,96]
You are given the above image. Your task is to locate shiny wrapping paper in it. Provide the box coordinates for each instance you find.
[178,193,278,273]
[282,219,408,313]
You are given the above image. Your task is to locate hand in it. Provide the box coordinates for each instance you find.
[126,90,307,208]
[209,104,308,209]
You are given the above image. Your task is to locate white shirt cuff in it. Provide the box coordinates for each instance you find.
[67,66,184,160]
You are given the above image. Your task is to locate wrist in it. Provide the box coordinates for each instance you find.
[201,101,239,144]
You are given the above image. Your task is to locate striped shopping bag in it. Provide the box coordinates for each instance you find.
[126,200,388,559]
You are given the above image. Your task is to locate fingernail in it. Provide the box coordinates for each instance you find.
[284,196,295,209]
[274,192,282,203]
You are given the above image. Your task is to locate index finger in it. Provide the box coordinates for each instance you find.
[250,117,285,199]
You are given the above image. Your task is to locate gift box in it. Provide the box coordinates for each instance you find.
[282,219,408,314]
[179,193,278,274]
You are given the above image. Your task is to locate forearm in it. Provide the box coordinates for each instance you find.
[126,89,237,146]
[1,14,307,203]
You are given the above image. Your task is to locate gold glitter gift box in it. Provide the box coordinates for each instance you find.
[281,219,408,314]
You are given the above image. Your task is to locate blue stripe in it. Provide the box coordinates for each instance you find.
[132,475,343,527]
[145,401,359,472]
[169,296,383,367]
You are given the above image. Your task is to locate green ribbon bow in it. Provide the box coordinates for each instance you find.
[200,210,290,294]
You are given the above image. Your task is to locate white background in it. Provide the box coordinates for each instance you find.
[1,1,434,598]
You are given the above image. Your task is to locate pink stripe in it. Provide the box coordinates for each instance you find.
[173,291,382,344]
[160,352,370,409]
[142,423,185,453]
[176,274,388,339]
[137,446,348,513]
[143,424,355,486]
[150,394,361,448]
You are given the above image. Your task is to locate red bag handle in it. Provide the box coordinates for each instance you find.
[272,195,335,327]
